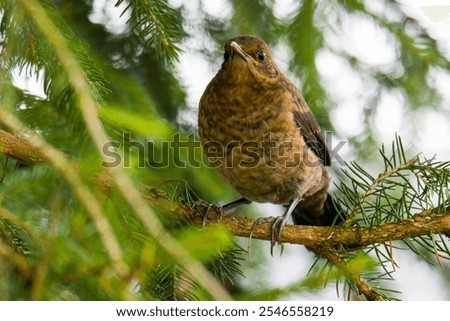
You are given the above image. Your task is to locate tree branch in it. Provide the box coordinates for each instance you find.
[0,126,450,248]
[320,250,385,301]
[3,134,448,249]
[179,202,449,301]
[0,130,44,164]
[184,202,450,250]
[344,158,418,225]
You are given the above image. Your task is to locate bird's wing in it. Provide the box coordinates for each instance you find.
[284,80,331,166]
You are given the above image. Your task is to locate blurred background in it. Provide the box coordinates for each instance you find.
[1,0,449,300]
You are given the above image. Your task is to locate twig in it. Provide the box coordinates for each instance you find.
[344,158,418,225]
[0,130,44,164]
[321,250,385,301]
[0,240,33,281]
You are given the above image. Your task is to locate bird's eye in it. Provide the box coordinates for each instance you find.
[257,50,266,61]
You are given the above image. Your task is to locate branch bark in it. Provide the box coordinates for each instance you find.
[181,202,449,300]
[184,202,450,250]
[0,130,44,164]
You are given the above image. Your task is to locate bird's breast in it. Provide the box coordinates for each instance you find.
[199,86,309,203]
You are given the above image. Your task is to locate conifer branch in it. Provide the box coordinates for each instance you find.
[183,203,449,301]
[3,135,447,249]
[17,0,230,301]
[0,130,44,164]
[117,0,183,63]
[344,157,419,225]
[0,240,33,281]
[319,250,385,301]
[184,202,450,250]
[0,109,130,279]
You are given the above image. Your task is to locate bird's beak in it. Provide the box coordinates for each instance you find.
[230,41,249,62]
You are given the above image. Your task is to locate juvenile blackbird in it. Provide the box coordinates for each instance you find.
[198,35,342,251]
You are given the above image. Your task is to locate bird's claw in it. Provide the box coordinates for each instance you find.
[271,216,287,242]
[249,216,274,258]
[270,216,287,256]
[194,201,223,228]
[195,198,249,228]
[250,215,287,256]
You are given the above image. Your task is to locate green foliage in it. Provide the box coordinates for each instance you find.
[0,0,449,301]
[117,0,183,64]
[100,105,175,140]
[144,263,200,300]
[176,224,234,262]
[333,136,449,298]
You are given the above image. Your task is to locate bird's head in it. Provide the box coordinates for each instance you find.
[220,35,280,87]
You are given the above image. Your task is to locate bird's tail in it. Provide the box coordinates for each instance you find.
[292,193,345,226]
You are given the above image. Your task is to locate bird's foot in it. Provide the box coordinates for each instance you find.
[249,215,287,256]
[193,200,224,228]
[203,203,224,228]
[270,215,288,256]
[249,216,275,258]
[195,197,249,228]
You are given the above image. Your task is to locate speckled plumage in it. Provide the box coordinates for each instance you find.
[199,35,340,227]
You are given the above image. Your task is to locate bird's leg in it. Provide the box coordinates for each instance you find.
[201,197,250,227]
[270,197,301,254]
[249,216,277,254]
[222,197,251,212]
[249,198,301,255]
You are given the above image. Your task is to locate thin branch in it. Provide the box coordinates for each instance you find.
[344,158,419,225]
[0,239,33,281]
[0,109,129,278]
[15,0,231,301]
[3,139,444,253]
[0,130,44,164]
[320,250,385,301]
[186,202,450,250]
[183,203,449,301]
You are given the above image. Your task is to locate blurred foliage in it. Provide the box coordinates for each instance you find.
[0,0,449,300]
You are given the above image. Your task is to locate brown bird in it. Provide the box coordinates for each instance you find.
[198,35,342,252]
